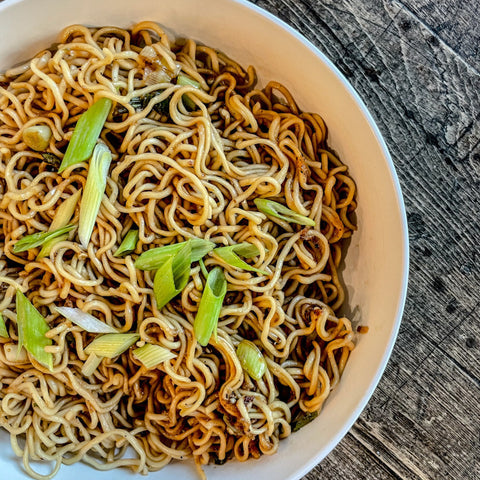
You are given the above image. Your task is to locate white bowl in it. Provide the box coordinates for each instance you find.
[0,0,409,479]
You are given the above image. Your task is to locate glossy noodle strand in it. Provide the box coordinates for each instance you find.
[0,23,357,479]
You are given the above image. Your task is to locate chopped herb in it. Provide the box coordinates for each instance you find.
[291,410,319,432]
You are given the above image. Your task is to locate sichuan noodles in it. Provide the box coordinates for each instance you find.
[0,22,357,479]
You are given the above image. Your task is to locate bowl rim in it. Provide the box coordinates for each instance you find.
[236,1,409,475]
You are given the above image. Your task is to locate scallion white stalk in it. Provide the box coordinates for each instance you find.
[133,343,176,369]
[84,333,139,358]
[55,306,118,333]
[78,142,112,248]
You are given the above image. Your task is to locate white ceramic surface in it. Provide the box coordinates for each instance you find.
[0,0,409,479]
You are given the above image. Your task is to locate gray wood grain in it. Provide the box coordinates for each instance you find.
[248,0,480,479]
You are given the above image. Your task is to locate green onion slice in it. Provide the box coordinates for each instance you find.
[16,290,53,370]
[135,238,214,271]
[177,74,201,110]
[50,189,81,232]
[22,125,52,151]
[133,343,176,369]
[37,234,69,259]
[254,198,315,227]
[193,267,227,347]
[199,257,209,279]
[55,306,118,333]
[78,142,112,247]
[81,352,102,377]
[58,97,113,173]
[84,333,139,358]
[0,313,9,338]
[177,74,201,89]
[236,339,267,380]
[38,189,82,259]
[13,224,75,253]
[153,241,192,310]
[213,242,268,275]
[114,229,139,257]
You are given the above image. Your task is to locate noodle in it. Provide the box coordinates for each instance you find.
[0,22,357,479]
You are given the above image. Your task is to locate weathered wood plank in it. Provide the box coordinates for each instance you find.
[304,428,409,480]
[437,309,480,382]
[397,0,480,71]
[353,348,480,480]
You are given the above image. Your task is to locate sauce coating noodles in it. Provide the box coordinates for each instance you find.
[0,22,357,479]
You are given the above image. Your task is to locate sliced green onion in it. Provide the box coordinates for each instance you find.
[236,339,267,380]
[194,267,227,347]
[177,74,201,89]
[153,241,192,309]
[114,229,139,257]
[16,290,53,370]
[78,142,112,247]
[0,313,9,338]
[37,234,69,259]
[199,257,209,279]
[55,306,118,333]
[254,198,315,227]
[38,189,82,259]
[213,242,268,275]
[50,189,82,231]
[22,125,52,151]
[135,238,214,271]
[84,333,139,358]
[13,224,75,253]
[81,352,102,377]
[177,74,201,109]
[133,343,176,369]
[58,97,113,173]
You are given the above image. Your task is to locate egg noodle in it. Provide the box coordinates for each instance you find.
[0,22,357,479]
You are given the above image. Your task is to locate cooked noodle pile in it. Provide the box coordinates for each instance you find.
[0,22,357,479]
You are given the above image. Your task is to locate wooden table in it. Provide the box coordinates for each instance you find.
[248,1,480,479]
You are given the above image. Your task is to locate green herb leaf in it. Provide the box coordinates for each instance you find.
[41,152,61,167]
[13,224,75,253]
[16,291,53,370]
[291,410,319,432]
[254,198,315,227]
[55,306,118,333]
[133,343,176,369]
[78,142,112,247]
[0,313,9,338]
[58,97,113,173]
[153,241,192,309]
[193,267,227,346]
[213,242,268,275]
[84,333,139,358]
[236,339,267,380]
[131,92,171,116]
[114,229,139,257]
[135,238,214,271]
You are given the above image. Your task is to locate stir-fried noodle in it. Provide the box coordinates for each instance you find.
[0,22,357,479]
